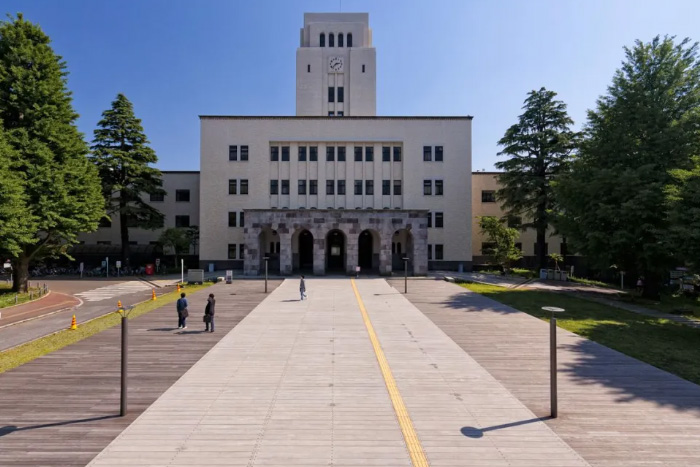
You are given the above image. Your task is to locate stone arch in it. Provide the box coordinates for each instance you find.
[326,229,346,273]
[358,229,380,273]
[392,228,414,273]
[292,228,314,272]
[258,227,280,274]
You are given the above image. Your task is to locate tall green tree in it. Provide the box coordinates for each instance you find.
[0,14,104,292]
[90,94,165,267]
[496,88,578,271]
[666,156,700,270]
[555,36,700,298]
[0,124,35,258]
[478,216,522,271]
[158,228,190,268]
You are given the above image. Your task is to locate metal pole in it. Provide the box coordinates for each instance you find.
[550,315,557,418]
[265,259,268,293]
[120,315,128,416]
[181,259,184,285]
[404,259,408,294]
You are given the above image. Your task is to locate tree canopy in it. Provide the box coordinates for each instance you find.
[478,216,522,270]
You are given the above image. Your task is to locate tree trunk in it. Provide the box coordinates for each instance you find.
[119,210,130,269]
[536,228,546,272]
[12,253,30,293]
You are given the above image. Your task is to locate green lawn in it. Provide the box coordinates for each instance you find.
[460,282,700,385]
[619,293,700,320]
[568,276,618,289]
[0,283,43,309]
[0,283,211,374]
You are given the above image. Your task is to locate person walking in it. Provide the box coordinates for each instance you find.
[204,293,216,332]
[176,292,189,329]
[300,275,306,300]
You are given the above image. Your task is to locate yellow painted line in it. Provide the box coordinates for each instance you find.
[350,279,430,467]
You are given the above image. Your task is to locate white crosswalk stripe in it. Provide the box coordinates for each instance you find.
[75,281,153,302]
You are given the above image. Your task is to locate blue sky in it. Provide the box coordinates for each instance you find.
[4,0,700,171]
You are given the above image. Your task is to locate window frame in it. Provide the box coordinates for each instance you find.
[382,146,390,162]
[228,211,237,227]
[328,86,335,103]
[435,244,444,260]
[228,145,237,161]
[149,192,164,202]
[354,180,363,195]
[337,180,346,195]
[354,146,362,162]
[423,146,432,162]
[270,180,278,195]
[326,146,335,161]
[435,180,443,196]
[435,146,443,162]
[423,180,432,196]
[228,244,236,260]
[435,212,444,228]
[270,146,279,161]
[382,179,390,195]
[228,179,237,195]
[337,146,346,161]
[365,146,374,162]
[298,179,307,195]
[299,146,307,162]
[337,86,344,103]
[281,146,290,161]
[281,179,290,195]
[481,190,496,203]
[240,179,248,195]
[175,215,190,228]
[326,180,335,195]
[393,180,402,195]
[309,179,318,195]
[175,189,190,202]
[365,180,374,195]
[393,146,402,161]
[310,146,318,161]
[240,145,248,161]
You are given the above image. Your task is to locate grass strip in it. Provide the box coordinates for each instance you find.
[0,283,211,374]
[460,282,700,386]
[0,283,43,309]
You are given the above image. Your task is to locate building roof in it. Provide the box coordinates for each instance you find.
[199,115,473,120]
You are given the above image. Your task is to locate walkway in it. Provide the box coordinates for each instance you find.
[0,280,281,467]
[87,278,587,467]
[389,278,700,466]
[0,291,80,328]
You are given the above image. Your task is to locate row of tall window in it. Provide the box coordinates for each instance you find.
[270,179,404,196]
[148,189,190,203]
[228,145,249,161]
[227,211,245,227]
[423,180,444,196]
[423,146,444,162]
[228,179,249,195]
[319,32,352,48]
[428,244,444,261]
[270,145,403,162]
[427,212,444,228]
[328,86,344,103]
[99,214,191,228]
[227,244,245,260]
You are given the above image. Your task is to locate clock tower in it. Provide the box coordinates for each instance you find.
[296,13,376,116]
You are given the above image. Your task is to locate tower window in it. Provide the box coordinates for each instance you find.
[320,33,325,47]
[281,180,289,195]
[326,146,335,161]
[281,146,290,161]
[299,146,307,161]
[310,146,318,161]
[329,33,334,47]
[435,146,444,161]
[382,146,390,162]
[365,146,374,162]
[337,180,346,195]
[328,86,335,103]
[337,146,346,161]
[337,87,344,103]
[354,180,362,195]
[307,64,310,72]
[393,146,402,161]
[362,64,365,73]
[326,180,335,195]
[347,33,352,47]
[423,146,432,161]
[298,179,306,195]
[382,180,390,195]
[354,146,362,162]
[310,180,318,195]
[270,146,279,161]
[338,33,344,47]
[365,180,374,195]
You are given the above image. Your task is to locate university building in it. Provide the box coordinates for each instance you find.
[80,13,561,274]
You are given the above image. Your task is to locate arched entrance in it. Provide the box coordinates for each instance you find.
[392,229,414,272]
[294,229,314,272]
[358,229,379,272]
[258,228,280,274]
[326,229,346,272]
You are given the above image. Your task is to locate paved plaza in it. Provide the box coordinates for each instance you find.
[87,278,588,467]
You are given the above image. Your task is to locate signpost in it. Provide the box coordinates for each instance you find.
[118,305,135,416]
[116,260,122,277]
[155,258,160,273]
[264,257,269,293]
[620,271,625,290]
[402,257,409,293]
[105,257,109,278]
[79,262,84,279]
[542,306,565,418]
[181,259,184,285]
[355,266,360,279]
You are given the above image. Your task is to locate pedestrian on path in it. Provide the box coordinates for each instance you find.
[636,276,644,295]
[204,293,215,332]
[176,292,189,329]
[300,275,306,300]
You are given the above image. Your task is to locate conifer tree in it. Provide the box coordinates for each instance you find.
[90,94,165,267]
[0,14,104,291]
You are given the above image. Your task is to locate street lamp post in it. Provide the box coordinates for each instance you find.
[402,257,409,294]
[118,305,135,417]
[264,256,269,293]
[542,306,565,418]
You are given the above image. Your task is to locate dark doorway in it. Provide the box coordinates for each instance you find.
[299,230,314,271]
[326,230,345,272]
[358,230,374,270]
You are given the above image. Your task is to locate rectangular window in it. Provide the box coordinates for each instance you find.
[362,64,365,73]
[228,211,237,227]
[423,146,432,161]
[428,245,433,260]
[365,180,374,195]
[328,111,335,117]
[281,180,289,195]
[354,146,362,161]
[150,192,164,202]
[481,190,496,202]
[310,179,318,195]
[175,189,190,202]
[326,146,335,161]
[229,179,237,195]
[328,86,335,103]
[393,180,402,195]
[228,145,237,161]
[326,180,335,195]
[427,213,432,228]
[239,211,244,227]
[365,146,374,162]
[310,146,318,161]
[175,215,190,228]
[240,145,248,161]
[298,179,306,195]
[239,244,245,260]
[337,180,346,195]
[337,111,344,117]
[337,146,346,161]
[228,244,236,259]
[270,180,278,195]
[270,146,279,161]
[435,180,443,196]
[382,180,390,195]
[435,212,444,228]
[299,146,307,161]
[435,244,444,260]
[435,146,443,162]
[240,179,248,195]
[354,180,363,195]
[337,86,344,103]
[382,146,390,162]
[393,146,402,161]
[307,64,310,72]
[515,242,522,251]
[423,180,432,196]
[281,146,290,161]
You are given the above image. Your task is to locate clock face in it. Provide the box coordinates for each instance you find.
[329,57,344,72]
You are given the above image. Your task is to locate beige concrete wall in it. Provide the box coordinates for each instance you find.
[471,172,564,259]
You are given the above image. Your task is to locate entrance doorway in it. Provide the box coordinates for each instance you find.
[358,230,374,270]
[326,229,345,272]
[299,230,314,271]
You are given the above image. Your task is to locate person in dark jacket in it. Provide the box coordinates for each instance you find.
[176,292,188,329]
[204,293,216,332]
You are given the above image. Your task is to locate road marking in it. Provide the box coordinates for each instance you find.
[75,282,152,302]
[350,278,430,467]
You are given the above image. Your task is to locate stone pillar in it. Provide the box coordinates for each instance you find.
[346,232,358,275]
[412,223,429,275]
[379,232,393,275]
[279,232,293,275]
[244,228,260,276]
[313,236,325,275]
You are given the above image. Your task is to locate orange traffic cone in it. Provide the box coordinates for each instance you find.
[117,300,122,309]
[152,289,157,301]
[70,315,77,330]
[176,283,181,292]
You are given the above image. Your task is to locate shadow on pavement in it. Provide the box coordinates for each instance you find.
[0,415,119,438]
[461,417,552,438]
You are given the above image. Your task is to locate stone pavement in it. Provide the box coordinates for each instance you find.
[88,278,587,467]
[389,278,700,466]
